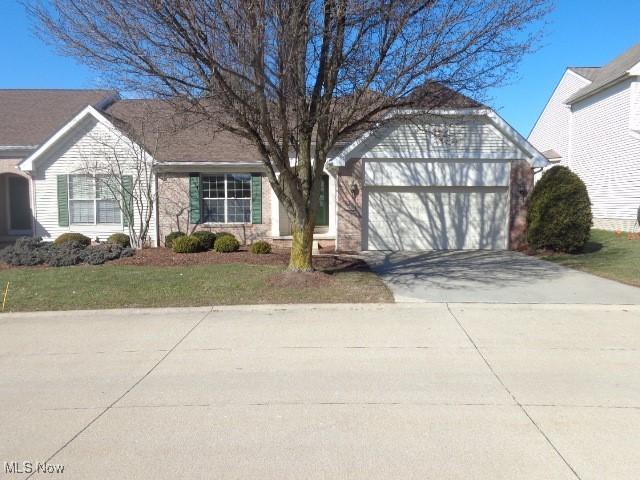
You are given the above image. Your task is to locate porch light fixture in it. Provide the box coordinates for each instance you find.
[518,181,528,197]
[350,181,359,198]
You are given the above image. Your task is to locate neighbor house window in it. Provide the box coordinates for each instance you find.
[69,175,121,225]
[202,174,251,223]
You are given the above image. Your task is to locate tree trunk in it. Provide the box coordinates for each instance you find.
[289,219,315,271]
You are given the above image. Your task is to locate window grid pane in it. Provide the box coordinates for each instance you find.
[96,176,118,200]
[69,175,94,200]
[202,175,225,199]
[227,198,251,223]
[203,199,225,223]
[201,174,252,223]
[97,199,122,224]
[226,174,251,199]
[70,200,95,224]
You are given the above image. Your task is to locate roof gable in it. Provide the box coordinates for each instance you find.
[566,43,640,104]
[19,105,133,171]
[328,108,547,168]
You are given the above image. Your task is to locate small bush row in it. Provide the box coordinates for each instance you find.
[0,237,134,267]
[165,231,271,254]
[54,232,132,248]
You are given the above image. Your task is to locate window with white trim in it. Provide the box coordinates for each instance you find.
[69,175,122,225]
[202,174,251,224]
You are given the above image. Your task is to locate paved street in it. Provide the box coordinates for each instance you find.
[2,303,640,479]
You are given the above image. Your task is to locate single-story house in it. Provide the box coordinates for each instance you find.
[0,89,547,251]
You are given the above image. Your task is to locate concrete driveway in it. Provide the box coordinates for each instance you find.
[365,250,640,304]
[2,303,640,479]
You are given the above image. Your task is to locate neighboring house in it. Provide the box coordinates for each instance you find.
[529,43,640,232]
[0,88,546,251]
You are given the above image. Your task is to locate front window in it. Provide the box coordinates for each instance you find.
[202,174,251,223]
[69,175,121,225]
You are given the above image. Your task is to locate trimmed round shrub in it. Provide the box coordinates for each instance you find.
[172,235,203,253]
[214,231,234,240]
[164,231,186,249]
[214,235,240,253]
[250,240,272,254]
[107,233,131,248]
[527,166,592,252]
[192,231,216,250]
[54,232,91,247]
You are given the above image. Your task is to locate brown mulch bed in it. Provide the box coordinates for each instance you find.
[113,247,291,267]
[111,247,370,272]
[0,244,370,273]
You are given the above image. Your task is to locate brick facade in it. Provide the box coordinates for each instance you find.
[336,159,364,252]
[508,160,534,251]
[156,172,272,246]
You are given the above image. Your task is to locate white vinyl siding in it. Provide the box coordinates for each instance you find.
[31,116,157,244]
[570,78,640,221]
[353,117,525,160]
[529,68,640,227]
[528,70,592,163]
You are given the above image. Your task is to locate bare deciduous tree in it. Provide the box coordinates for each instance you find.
[28,0,550,270]
[77,118,160,249]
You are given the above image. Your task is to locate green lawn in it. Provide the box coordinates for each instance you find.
[542,229,640,287]
[0,264,392,312]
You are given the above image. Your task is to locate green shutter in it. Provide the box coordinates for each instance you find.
[189,173,201,224]
[251,173,262,224]
[57,175,69,227]
[315,174,329,226]
[121,175,133,227]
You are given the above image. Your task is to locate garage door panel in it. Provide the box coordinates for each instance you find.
[366,189,508,250]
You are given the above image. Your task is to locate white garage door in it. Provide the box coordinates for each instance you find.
[365,187,509,250]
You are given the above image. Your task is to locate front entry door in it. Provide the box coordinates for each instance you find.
[8,176,31,234]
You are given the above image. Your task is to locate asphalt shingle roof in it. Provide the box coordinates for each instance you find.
[566,43,640,104]
[0,85,484,163]
[0,89,117,147]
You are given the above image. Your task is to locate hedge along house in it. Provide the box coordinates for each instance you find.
[0,89,547,251]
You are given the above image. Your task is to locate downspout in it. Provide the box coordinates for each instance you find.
[566,103,575,169]
[154,171,160,247]
[27,170,36,238]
